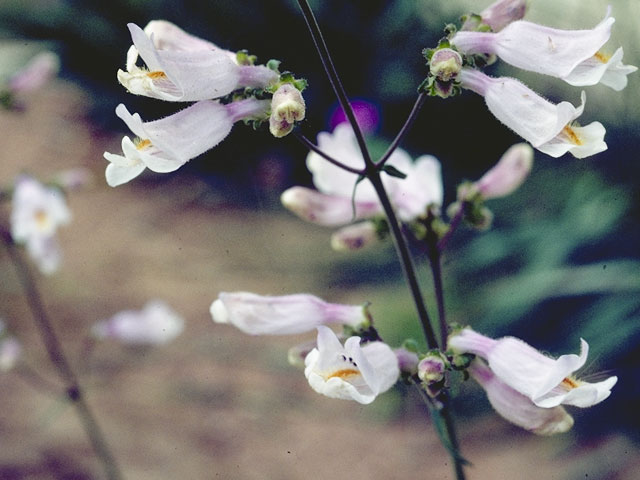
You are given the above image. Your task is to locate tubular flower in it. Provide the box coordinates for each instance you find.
[468,360,574,435]
[453,8,635,89]
[473,143,533,199]
[104,98,270,186]
[462,0,527,33]
[304,326,399,404]
[459,68,606,158]
[118,22,277,101]
[282,124,443,236]
[92,300,184,345]
[448,328,617,408]
[10,175,71,274]
[210,292,368,335]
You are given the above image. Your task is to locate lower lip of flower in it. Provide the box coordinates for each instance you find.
[562,125,583,145]
[327,368,360,380]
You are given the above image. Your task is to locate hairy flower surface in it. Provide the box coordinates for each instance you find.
[104,98,270,186]
[469,360,574,435]
[304,326,399,404]
[10,175,71,274]
[449,328,617,408]
[460,68,606,158]
[211,292,367,335]
[92,300,184,345]
[118,22,277,101]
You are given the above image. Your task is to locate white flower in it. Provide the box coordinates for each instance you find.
[104,98,270,186]
[304,326,399,404]
[449,328,617,408]
[210,292,367,335]
[118,22,277,101]
[563,47,637,92]
[473,143,533,199]
[468,360,574,435]
[453,8,636,90]
[92,300,184,345]
[460,68,607,158]
[282,124,443,234]
[10,175,71,274]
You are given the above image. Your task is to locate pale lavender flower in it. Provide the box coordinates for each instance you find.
[210,292,368,335]
[8,51,59,94]
[282,124,442,231]
[92,300,184,345]
[453,8,635,89]
[10,175,71,274]
[304,326,399,404]
[449,328,617,408]
[468,360,574,435]
[460,68,606,158]
[104,98,270,186]
[330,222,379,251]
[473,143,533,199]
[119,21,277,101]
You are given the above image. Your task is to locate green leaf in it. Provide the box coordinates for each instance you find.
[382,164,407,179]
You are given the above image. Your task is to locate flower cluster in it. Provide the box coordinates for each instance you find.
[211,291,400,404]
[281,124,443,250]
[104,20,307,187]
[448,328,617,434]
[424,2,636,158]
[10,175,71,275]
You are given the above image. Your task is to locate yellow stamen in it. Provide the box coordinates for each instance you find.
[327,368,360,380]
[594,51,610,63]
[135,139,152,150]
[561,377,581,390]
[34,209,49,228]
[147,71,167,79]
[562,125,583,145]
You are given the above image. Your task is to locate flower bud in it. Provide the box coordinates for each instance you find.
[330,222,379,251]
[475,143,533,199]
[417,352,448,384]
[394,347,420,376]
[429,48,463,82]
[269,84,306,138]
[479,0,527,32]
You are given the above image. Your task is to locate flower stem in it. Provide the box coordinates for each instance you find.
[1,228,124,480]
[293,131,364,175]
[295,0,372,165]
[376,93,427,168]
[438,202,466,252]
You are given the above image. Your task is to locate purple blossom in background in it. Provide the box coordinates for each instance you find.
[328,99,380,134]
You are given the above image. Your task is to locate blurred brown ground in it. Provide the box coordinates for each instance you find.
[0,81,638,480]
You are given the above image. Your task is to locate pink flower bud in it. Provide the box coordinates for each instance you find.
[429,48,463,82]
[269,84,306,138]
[8,52,59,94]
[475,143,533,199]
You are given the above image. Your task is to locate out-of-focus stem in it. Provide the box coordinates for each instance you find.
[1,228,123,480]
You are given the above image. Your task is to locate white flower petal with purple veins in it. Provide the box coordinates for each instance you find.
[453,9,615,82]
[460,69,607,158]
[211,292,367,335]
[118,22,277,101]
[92,300,184,345]
[104,98,270,186]
[280,186,382,227]
[475,143,533,199]
[469,360,574,435]
[563,47,637,91]
[449,328,618,408]
[304,326,399,404]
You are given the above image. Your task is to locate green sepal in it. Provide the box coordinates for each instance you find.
[266,59,281,72]
[236,49,257,66]
[401,338,421,354]
[381,164,407,180]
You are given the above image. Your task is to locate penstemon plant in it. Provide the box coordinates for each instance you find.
[97,0,633,478]
[1,0,636,479]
